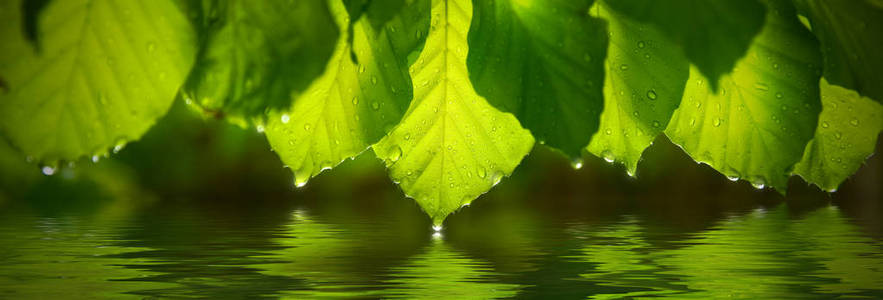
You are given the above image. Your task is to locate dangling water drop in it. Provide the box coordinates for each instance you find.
[41,166,56,176]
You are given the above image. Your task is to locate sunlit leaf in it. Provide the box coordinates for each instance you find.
[0,0,196,165]
[467,0,607,159]
[604,0,766,90]
[586,1,688,174]
[373,0,535,225]
[792,0,883,103]
[265,0,429,187]
[181,0,338,123]
[793,79,883,192]
[664,0,822,192]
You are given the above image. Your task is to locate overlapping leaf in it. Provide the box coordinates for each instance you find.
[794,79,883,192]
[373,0,535,225]
[0,0,196,164]
[664,0,822,192]
[791,0,883,104]
[265,0,429,187]
[586,1,688,174]
[604,0,766,90]
[181,0,338,123]
[344,0,407,29]
[467,0,607,159]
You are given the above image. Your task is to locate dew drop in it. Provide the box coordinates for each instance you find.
[304,123,311,131]
[389,146,403,163]
[752,181,766,189]
[432,225,442,232]
[404,133,411,140]
[477,167,488,178]
[620,64,629,71]
[850,118,859,126]
[821,121,829,128]
[652,120,661,128]
[571,158,583,170]
[256,125,265,133]
[92,155,100,163]
[637,41,645,48]
[834,132,842,139]
[776,92,783,99]
[646,90,657,100]
[41,166,56,176]
[713,118,722,127]
[371,76,378,85]
[601,150,615,163]
[371,101,380,110]
[352,96,359,105]
[754,83,769,91]
[113,142,125,154]
[605,128,612,135]
[359,64,366,73]
[281,114,290,124]
[295,180,307,189]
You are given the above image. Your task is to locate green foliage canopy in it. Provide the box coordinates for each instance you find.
[1,0,881,224]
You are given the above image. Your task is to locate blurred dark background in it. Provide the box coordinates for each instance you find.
[1,98,880,237]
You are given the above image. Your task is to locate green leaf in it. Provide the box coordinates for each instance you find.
[604,0,766,90]
[0,0,197,164]
[664,0,822,192]
[467,0,607,159]
[373,0,535,225]
[792,0,883,103]
[793,79,883,192]
[181,0,338,123]
[265,0,429,186]
[586,1,689,174]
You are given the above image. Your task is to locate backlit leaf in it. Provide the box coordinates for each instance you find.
[467,0,607,159]
[792,0,883,103]
[664,0,822,192]
[793,79,883,192]
[373,0,535,225]
[604,0,766,90]
[586,1,689,174]
[265,0,429,187]
[181,0,338,123]
[0,0,196,165]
